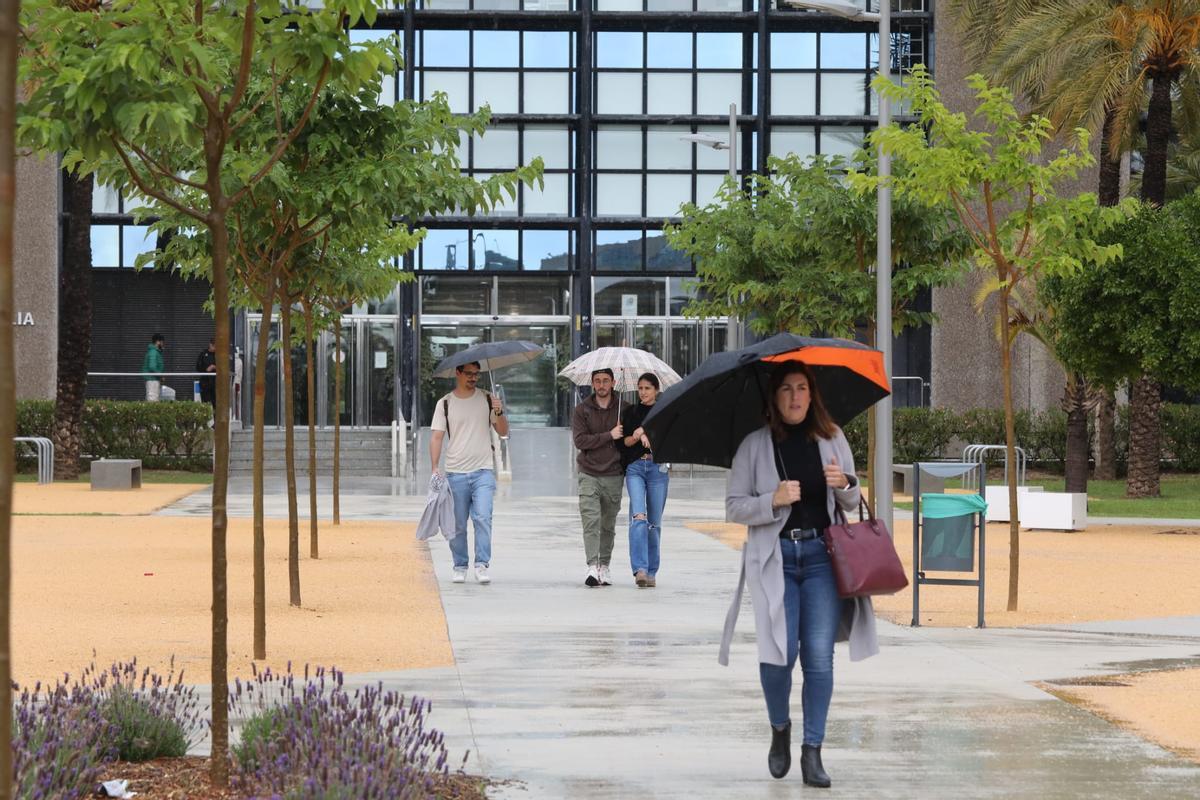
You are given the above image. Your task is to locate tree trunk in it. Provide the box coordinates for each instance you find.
[207,209,232,788]
[1063,372,1089,493]
[1125,374,1162,498]
[999,291,1020,612]
[1098,105,1121,208]
[1094,387,1117,480]
[251,297,274,661]
[333,324,342,525]
[1141,74,1173,208]
[0,2,21,790]
[52,169,93,479]
[304,305,318,559]
[282,301,301,606]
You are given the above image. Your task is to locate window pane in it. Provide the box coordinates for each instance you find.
[820,73,868,115]
[594,277,666,314]
[821,33,867,69]
[696,32,742,69]
[524,31,570,68]
[93,183,120,214]
[645,173,691,217]
[498,276,569,313]
[594,233,643,272]
[368,283,399,315]
[646,233,690,272]
[646,32,691,69]
[596,72,643,114]
[422,31,469,67]
[476,230,519,271]
[646,0,691,9]
[91,226,119,267]
[475,0,520,9]
[122,225,156,268]
[695,172,726,205]
[421,228,471,271]
[771,126,817,159]
[474,126,519,169]
[771,33,817,69]
[694,126,733,170]
[697,0,740,9]
[596,32,642,68]
[522,173,570,215]
[473,172,518,217]
[647,73,691,114]
[524,126,570,169]
[821,127,865,158]
[423,71,470,113]
[523,72,571,114]
[771,73,816,115]
[421,276,491,313]
[521,230,572,272]
[596,126,642,169]
[474,71,519,113]
[696,72,742,115]
[595,0,640,9]
[596,174,643,216]
[474,31,519,68]
[646,127,692,170]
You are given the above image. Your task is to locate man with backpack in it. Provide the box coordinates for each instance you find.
[429,360,508,584]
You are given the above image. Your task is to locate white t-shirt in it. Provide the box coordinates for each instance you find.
[431,390,495,473]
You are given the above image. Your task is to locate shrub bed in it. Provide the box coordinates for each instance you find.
[15,399,212,471]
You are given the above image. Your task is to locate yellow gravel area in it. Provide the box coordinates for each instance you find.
[686,517,1200,763]
[14,482,208,515]
[13,512,453,686]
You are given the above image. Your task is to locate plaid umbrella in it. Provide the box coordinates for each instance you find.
[432,340,544,379]
[558,346,683,392]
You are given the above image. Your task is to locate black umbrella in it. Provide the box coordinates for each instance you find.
[432,340,544,379]
[642,333,890,468]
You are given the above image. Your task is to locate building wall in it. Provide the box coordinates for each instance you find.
[928,5,1101,414]
[13,154,59,400]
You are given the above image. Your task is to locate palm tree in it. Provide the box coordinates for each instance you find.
[947,0,1200,497]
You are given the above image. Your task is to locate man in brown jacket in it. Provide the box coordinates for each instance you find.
[571,368,624,587]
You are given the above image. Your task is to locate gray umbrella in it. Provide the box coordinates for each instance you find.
[432,339,544,379]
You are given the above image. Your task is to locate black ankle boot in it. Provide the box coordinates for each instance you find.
[768,722,791,779]
[800,744,831,788]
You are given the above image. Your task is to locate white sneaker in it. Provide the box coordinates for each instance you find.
[452,568,467,584]
[474,564,491,584]
[585,565,600,587]
[598,565,612,586]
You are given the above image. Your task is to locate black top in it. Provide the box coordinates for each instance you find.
[619,402,655,469]
[774,422,831,531]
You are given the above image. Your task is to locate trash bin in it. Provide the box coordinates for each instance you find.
[919,494,988,572]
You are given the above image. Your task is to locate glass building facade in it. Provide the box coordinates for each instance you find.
[86,0,933,428]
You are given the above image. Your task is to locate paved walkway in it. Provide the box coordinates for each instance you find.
[164,429,1200,797]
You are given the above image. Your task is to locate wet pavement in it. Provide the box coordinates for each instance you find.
[165,428,1200,797]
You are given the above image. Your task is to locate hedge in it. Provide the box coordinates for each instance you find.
[842,403,1197,475]
[16,400,213,471]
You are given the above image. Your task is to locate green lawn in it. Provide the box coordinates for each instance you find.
[15,469,213,485]
[891,474,1200,519]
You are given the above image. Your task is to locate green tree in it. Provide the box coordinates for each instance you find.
[1042,198,1200,481]
[18,0,387,783]
[852,66,1132,611]
[665,153,970,505]
[0,0,18,793]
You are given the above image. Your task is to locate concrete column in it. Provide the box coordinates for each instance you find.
[14,153,60,400]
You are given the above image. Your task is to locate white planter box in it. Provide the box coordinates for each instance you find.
[1019,491,1088,531]
[984,485,1043,523]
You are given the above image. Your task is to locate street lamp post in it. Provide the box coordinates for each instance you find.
[680,102,738,182]
[780,0,893,533]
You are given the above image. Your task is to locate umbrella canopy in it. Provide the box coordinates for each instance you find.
[432,340,544,379]
[558,346,683,392]
[642,333,890,468]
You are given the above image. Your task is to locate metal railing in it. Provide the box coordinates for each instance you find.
[892,375,929,407]
[14,436,54,484]
[961,443,1027,491]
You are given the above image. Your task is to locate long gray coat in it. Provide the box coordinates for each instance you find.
[719,425,879,667]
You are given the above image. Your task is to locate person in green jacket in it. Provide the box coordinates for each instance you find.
[142,333,165,401]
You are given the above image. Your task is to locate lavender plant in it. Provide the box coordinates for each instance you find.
[93,659,204,761]
[231,664,461,800]
[11,673,115,800]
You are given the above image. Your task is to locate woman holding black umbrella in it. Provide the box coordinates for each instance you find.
[724,360,877,787]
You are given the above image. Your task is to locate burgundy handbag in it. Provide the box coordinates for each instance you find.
[823,499,909,598]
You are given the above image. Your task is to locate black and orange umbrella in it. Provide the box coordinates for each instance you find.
[642,333,890,468]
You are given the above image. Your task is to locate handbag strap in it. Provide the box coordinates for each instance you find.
[775,440,867,527]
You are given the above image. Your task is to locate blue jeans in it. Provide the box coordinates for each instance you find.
[626,459,669,576]
[446,469,496,569]
[759,535,842,746]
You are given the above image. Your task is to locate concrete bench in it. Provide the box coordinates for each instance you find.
[892,464,944,496]
[90,459,142,490]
